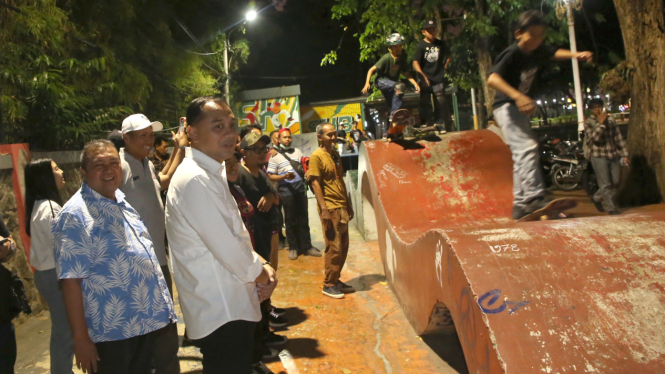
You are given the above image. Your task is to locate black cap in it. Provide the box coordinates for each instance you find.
[422,19,437,30]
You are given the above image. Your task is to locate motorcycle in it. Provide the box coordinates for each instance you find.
[550,155,585,191]
[548,140,587,191]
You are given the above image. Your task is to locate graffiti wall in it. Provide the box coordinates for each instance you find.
[301,103,365,134]
[237,96,301,134]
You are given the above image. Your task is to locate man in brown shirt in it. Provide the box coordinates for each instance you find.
[308,123,355,299]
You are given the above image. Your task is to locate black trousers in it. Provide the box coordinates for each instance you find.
[252,300,271,364]
[0,321,16,374]
[282,191,313,253]
[193,320,257,374]
[95,330,157,374]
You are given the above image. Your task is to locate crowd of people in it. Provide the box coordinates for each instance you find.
[0,97,355,374]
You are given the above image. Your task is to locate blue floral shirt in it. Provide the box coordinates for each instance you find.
[53,182,176,343]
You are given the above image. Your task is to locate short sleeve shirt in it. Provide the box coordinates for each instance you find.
[53,183,176,343]
[119,148,167,266]
[412,39,448,84]
[375,52,410,82]
[267,148,305,195]
[29,199,61,271]
[489,43,558,109]
[308,148,347,211]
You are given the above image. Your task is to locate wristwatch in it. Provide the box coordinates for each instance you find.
[262,261,272,266]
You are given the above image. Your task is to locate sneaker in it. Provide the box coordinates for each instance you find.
[304,247,322,257]
[434,124,447,133]
[592,199,605,213]
[271,306,286,316]
[288,249,298,260]
[269,309,288,327]
[252,362,274,374]
[609,210,621,215]
[278,237,286,250]
[337,281,355,293]
[322,286,345,299]
[263,331,288,347]
[262,347,279,360]
[524,196,553,214]
[511,205,527,220]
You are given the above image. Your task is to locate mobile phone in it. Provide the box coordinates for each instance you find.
[179,117,186,133]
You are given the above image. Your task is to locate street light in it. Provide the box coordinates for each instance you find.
[224,9,257,105]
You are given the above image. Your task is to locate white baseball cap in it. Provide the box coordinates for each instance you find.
[121,114,163,134]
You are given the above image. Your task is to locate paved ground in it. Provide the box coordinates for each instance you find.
[15,198,467,374]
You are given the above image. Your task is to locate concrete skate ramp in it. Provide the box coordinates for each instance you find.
[360,130,665,373]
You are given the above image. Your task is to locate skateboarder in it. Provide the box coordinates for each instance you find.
[487,10,593,220]
[362,33,420,117]
[412,19,452,132]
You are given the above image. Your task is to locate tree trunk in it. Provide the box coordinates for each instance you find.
[476,84,487,129]
[476,39,495,116]
[613,0,665,202]
[475,0,495,116]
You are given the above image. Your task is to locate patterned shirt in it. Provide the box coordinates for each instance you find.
[53,182,176,343]
[584,114,628,159]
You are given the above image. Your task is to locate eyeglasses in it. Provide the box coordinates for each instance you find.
[246,146,270,154]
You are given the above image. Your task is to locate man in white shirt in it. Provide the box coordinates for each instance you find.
[267,128,321,260]
[165,97,277,373]
[120,113,187,374]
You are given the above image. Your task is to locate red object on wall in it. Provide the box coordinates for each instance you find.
[0,144,32,266]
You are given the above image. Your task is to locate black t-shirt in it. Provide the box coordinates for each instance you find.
[374,52,409,81]
[236,167,280,228]
[489,43,558,109]
[412,39,448,84]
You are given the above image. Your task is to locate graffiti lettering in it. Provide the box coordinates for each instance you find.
[478,289,530,315]
[488,244,519,253]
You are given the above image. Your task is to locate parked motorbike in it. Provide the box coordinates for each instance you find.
[550,155,585,191]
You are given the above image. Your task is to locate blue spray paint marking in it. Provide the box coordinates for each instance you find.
[478,289,530,315]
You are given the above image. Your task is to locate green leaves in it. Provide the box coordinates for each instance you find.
[1,0,228,150]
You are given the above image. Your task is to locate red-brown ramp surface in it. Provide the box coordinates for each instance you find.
[359,129,665,373]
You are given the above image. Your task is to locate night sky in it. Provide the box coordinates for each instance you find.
[233,0,625,105]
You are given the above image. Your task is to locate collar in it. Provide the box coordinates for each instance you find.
[187,147,225,176]
[119,148,148,167]
[81,181,126,204]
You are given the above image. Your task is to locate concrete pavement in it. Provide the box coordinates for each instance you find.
[15,197,467,373]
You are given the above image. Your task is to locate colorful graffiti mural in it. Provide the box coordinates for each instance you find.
[300,103,365,133]
[237,96,301,134]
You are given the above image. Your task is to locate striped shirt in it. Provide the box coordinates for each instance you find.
[267,148,305,195]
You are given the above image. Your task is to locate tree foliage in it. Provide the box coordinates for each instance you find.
[322,0,617,113]
[0,0,252,150]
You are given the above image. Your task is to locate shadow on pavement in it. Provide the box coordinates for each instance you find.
[344,273,386,292]
[265,338,325,362]
[272,307,308,330]
[422,332,470,374]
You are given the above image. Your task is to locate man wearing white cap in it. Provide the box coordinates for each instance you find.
[120,113,188,374]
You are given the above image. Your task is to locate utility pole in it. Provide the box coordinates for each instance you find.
[224,38,230,105]
[566,0,585,140]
